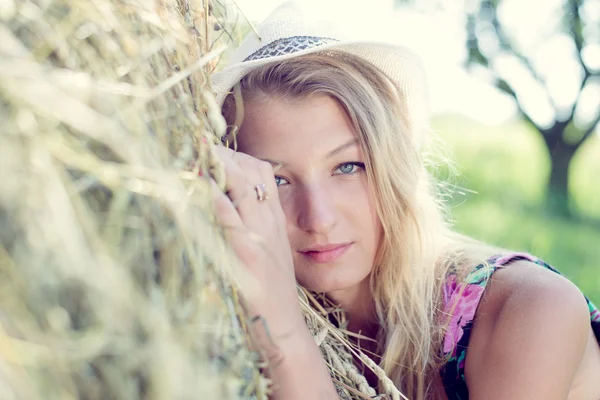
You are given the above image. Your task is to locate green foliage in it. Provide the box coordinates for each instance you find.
[463,0,598,218]
[432,114,600,305]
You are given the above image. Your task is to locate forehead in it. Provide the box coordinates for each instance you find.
[236,93,359,157]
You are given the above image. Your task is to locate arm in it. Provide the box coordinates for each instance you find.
[210,147,338,399]
[253,319,339,400]
[465,261,590,399]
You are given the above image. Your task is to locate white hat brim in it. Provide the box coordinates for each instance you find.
[211,39,430,135]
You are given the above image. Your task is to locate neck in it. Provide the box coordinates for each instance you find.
[327,275,378,338]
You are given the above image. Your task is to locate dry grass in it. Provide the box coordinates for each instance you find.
[0,0,262,398]
[0,0,405,398]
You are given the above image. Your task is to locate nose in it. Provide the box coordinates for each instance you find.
[295,183,337,235]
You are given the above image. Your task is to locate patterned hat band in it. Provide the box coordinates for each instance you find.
[244,36,339,62]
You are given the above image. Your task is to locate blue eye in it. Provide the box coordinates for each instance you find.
[274,176,289,187]
[335,162,364,175]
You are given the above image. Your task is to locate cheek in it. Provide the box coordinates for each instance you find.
[278,177,380,237]
[367,187,382,232]
[368,205,384,259]
[276,189,295,226]
[350,179,383,263]
[363,194,383,257]
[351,177,381,232]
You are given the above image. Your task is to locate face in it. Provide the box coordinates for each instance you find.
[236,93,383,298]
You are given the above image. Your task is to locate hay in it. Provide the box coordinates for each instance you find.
[0,0,261,398]
[0,0,405,398]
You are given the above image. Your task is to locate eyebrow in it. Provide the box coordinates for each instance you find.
[326,138,359,159]
[259,138,360,169]
[261,159,283,172]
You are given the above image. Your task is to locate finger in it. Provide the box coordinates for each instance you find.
[213,147,281,223]
[210,177,262,267]
[215,147,279,196]
[210,176,272,258]
[213,147,260,206]
[209,177,243,231]
[212,148,288,253]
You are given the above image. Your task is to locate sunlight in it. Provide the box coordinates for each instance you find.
[231,0,596,130]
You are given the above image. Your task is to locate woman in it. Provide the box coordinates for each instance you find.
[209,2,600,399]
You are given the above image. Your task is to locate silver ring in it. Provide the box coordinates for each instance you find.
[254,183,269,202]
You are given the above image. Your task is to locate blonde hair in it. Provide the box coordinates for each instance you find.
[221,53,497,399]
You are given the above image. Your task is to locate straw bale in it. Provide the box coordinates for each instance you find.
[0,0,404,398]
[0,0,264,398]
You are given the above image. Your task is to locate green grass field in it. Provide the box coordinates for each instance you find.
[431,114,600,306]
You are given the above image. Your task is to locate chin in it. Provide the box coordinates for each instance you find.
[301,280,348,294]
[295,264,370,295]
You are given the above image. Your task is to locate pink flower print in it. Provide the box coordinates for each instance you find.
[591,307,600,323]
[443,277,486,355]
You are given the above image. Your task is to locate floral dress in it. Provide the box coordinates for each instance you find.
[439,253,600,399]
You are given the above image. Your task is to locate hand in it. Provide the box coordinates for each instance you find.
[208,147,340,400]
[209,146,304,342]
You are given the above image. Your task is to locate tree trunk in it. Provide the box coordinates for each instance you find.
[544,131,577,217]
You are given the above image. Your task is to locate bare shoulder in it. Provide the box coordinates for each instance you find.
[464,260,591,399]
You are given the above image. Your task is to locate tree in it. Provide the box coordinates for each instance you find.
[463,0,600,217]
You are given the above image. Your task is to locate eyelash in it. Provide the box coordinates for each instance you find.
[274,162,365,187]
[334,162,365,175]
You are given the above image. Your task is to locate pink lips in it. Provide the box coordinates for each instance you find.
[299,243,352,264]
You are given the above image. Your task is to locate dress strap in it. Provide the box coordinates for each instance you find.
[439,252,600,399]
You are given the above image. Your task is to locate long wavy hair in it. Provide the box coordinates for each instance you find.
[220,52,498,399]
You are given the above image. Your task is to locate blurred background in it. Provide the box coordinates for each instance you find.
[219,0,600,304]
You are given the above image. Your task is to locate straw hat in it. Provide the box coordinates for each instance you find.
[211,0,431,136]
